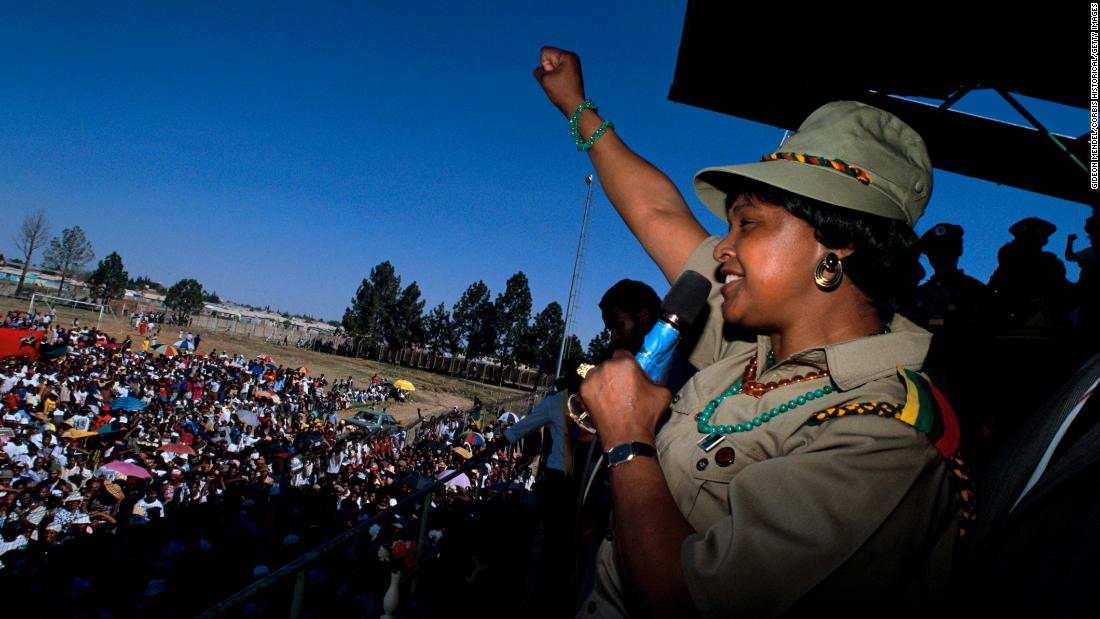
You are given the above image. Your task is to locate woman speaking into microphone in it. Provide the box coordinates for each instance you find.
[535,47,963,618]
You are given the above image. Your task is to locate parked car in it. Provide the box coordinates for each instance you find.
[346,410,400,433]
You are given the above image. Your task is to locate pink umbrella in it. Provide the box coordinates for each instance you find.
[255,390,282,404]
[439,469,472,489]
[158,443,196,456]
[103,460,153,479]
[256,354,274,363]
[251,389,279,404]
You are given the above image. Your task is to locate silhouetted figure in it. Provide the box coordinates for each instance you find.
[983,217,1080,453]
[908,223,990,351]
[1066,213,1099,350]
[987,217,1072,333]
[1064,214,1098,286]
[904,223,990,455]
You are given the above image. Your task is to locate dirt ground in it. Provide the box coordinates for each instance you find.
[335,390,475,425]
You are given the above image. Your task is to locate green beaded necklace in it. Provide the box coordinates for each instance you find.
[695,353,835,452]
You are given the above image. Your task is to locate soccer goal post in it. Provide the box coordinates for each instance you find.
[29,293,109,329]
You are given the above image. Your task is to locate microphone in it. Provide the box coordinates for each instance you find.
[634,270,711,384]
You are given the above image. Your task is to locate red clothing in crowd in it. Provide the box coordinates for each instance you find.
[91,412,113,431]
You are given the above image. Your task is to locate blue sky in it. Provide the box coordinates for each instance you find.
[1,2,1090,346]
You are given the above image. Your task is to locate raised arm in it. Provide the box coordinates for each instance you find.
[535,47,708,282]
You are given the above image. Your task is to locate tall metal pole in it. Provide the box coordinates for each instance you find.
[555,175,594,379]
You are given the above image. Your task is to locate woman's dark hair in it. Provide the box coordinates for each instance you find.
[727,178,922,322]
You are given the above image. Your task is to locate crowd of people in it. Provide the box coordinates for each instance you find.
[0,319,536,616]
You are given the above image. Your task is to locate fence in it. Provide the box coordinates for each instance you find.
[370,346,553,391]
[181,313,555,392]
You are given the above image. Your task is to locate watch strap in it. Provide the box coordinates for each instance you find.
[606,441,657,468]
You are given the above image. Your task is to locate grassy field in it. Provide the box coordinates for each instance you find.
[2,296,537,424]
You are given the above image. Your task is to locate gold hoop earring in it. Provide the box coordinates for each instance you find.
[814,253,843,290]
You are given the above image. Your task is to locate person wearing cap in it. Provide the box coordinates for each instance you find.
[984,216,1080,437]
[987,216,1072,332]
[902,224,991,450]
[536,48,961,617]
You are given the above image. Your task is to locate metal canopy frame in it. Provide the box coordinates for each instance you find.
[668,4,1095,207]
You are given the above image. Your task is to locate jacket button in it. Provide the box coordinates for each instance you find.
[715,447,735,467]
[695,458,708,471]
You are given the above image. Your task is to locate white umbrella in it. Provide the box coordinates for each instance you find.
[236,409,261,427]
[498,411,519,424]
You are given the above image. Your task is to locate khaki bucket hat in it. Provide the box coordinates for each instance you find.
[694,101,932,228]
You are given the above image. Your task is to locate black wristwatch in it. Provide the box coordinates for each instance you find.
[606,442,657,468]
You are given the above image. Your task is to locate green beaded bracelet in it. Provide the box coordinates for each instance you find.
[569,99,614,152]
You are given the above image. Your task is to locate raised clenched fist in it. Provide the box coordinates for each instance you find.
[533,46,587,117]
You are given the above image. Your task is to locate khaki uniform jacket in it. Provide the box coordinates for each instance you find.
[582,237,957,618]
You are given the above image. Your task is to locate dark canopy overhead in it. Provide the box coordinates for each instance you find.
[669,4,1095,207]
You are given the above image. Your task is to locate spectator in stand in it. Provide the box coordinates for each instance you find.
[988,217,1072,332]
[902,223,991,453]
[1066,213,1099,349]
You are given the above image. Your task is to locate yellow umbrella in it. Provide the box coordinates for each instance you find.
[451,446,472,459]
[62,429,98,439]
[393,379,415,391]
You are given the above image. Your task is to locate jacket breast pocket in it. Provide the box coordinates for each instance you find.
[683,432,763,525]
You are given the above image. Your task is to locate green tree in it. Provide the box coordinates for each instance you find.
[370,261,402,338]
[164,278,206,320]
[87,252,128,304]
[387,281,426,348]
[13,209,50,296]
[494,272,533,363]
[452,280,497,359]
[586,328,613,363]
[522,301,566,374]
[341,283,371,336]
[563,334,584,365]
[424,302,458,353]
[343,261,402,348]
[42,225,95,295]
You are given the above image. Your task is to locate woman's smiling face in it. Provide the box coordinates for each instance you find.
[713,194,827,331]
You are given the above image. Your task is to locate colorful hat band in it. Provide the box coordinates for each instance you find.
[761,152,873,186]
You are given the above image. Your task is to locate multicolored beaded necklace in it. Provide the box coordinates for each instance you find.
[696,352,834,452]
